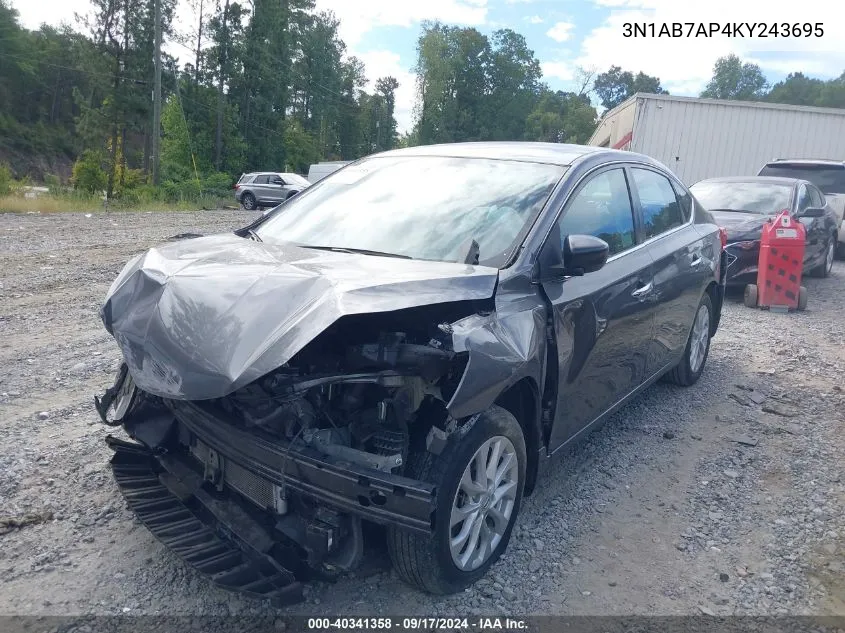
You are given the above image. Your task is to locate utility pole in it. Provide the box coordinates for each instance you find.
[152,0,162,185]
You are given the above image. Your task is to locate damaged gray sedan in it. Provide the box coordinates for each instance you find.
[95,142,727,605]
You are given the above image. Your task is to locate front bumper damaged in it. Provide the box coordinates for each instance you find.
[98,370,438,605]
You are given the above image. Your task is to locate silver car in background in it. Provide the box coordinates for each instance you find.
[235,172,311,210]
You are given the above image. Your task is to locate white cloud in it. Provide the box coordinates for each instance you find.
[11,0,86,29]
[541,61,575,82]
[572,0,844,96]
[314,0,488,47]
[355,50,418,135]
[546,21,575,42]
[526,15,544,24]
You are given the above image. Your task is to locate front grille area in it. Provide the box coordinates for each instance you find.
[190,439,276,511]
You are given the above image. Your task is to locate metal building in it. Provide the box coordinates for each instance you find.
[588,93,845,185]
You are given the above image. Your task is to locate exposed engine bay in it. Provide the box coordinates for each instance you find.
[97,304,482,603]
[183,304,474,475]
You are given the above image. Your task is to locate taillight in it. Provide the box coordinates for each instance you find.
[234,184,240,190]
[718,227,728,249]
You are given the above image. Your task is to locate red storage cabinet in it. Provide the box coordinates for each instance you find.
[744,211,807,311]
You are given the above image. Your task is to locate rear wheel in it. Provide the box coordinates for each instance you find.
[811,237,835,278]
[387,405,526,594]
[664,293,712,387]
[241,192,257,210]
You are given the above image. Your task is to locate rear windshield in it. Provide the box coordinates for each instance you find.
[238,174,254,184]
[690,180,793,215]
[758,164,845,195]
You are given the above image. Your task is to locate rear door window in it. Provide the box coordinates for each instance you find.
[630,168,685,239]
[671,181,693,222]
[254,175,270,185]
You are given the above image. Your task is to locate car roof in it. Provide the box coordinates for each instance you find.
[370,142,623,167]
[693,176,805,187]
[765,159,845,168]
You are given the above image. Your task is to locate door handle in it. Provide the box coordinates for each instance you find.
[690,254,703,267]
[632,281,653,298]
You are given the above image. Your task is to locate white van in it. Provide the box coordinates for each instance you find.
[307,161,351,183]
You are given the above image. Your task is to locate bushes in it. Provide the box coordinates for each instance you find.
[0,163,12,195]
[71,151,107,194]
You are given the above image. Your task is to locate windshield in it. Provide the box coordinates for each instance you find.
[256,155,567,267]
[758,164,845,195]
[690,181,793,215]
[282,173,311,187]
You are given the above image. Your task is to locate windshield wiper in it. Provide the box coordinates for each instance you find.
[298,245,413,259]
[456,237,480,265]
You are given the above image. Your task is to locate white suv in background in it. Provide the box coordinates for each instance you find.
[235,172,311,210]
[758,159,845,258]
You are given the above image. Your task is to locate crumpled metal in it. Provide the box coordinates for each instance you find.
[101,234,499,400]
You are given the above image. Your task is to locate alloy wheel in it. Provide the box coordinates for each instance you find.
[449,436,519,572]
[689,304,710,374]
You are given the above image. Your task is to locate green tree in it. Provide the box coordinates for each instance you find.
[593,65,667,110]
[816,72,845,109]
[413,23,491,144]
[283,119,319,172]
[486,29,542,140]
[766,72,825,106]
[701,54,768,101]
[525,89,596,143]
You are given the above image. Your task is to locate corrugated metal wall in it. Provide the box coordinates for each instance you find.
[629,96,845,185]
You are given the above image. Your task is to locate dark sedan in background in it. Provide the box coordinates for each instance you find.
[95,143,726,605]
[689,176,837,288]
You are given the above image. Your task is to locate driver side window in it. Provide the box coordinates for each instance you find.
[559,168,636,256]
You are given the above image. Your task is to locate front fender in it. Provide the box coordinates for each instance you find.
[446,291,546,420]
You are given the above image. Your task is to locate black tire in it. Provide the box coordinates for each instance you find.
[744,284,758,308]
[810,236,835,278]
[387,405,526,594]
[241,192,257,210]
[664,292,713,387]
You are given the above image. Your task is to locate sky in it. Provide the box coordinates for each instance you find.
[11,0,845,134]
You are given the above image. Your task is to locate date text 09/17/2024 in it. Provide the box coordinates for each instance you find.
[622,22,824,38]
[307,617,528,631]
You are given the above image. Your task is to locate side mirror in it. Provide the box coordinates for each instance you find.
[799,207,825,218]
[564,234,610,275]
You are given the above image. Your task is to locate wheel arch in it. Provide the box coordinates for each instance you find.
[705,280,722,337]
[493,376,541,496]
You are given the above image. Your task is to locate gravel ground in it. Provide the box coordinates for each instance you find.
[1,210,844,622]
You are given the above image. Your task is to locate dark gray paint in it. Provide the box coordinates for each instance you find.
[101,143,724,463]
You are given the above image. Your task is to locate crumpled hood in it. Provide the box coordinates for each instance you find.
[709,211,767,241]
[101,233,498,400]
